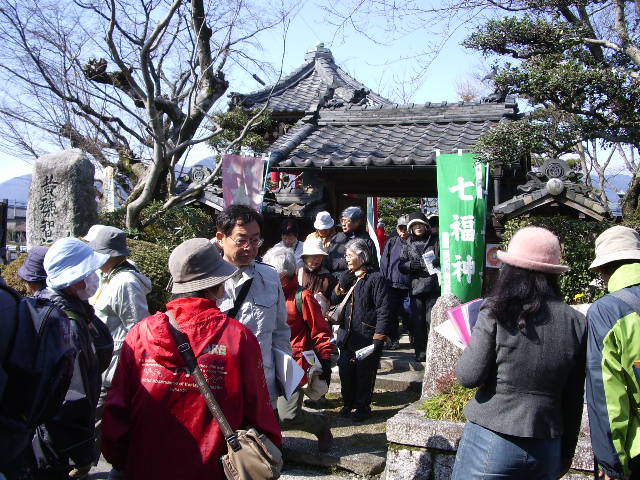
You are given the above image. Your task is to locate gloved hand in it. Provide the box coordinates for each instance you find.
[338,270,356,290]
[319,358,332,383]
[69,465,92,479]
[410,259,424,272]
[372,338,385,354]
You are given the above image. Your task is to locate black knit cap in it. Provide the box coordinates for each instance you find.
[406,211,428,229]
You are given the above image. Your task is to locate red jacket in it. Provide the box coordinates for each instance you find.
[282,278,333,385]
[101,297,281,480]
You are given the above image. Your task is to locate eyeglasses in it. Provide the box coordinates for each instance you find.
[230,237,264,248]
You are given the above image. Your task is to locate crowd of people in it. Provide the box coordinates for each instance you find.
[2,203,640,480]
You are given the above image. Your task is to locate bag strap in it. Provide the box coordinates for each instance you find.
[610,287,640,315]
[226,277,254,319]
[165,310,243,452]
[295,287,304,315]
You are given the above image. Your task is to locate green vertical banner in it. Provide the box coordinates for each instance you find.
[436,153,488,302]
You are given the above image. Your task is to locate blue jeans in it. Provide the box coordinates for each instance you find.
[451,421,561,480]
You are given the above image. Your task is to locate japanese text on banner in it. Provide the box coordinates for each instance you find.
[436,153,488,302]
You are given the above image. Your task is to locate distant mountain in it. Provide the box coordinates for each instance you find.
[0,174,31,203]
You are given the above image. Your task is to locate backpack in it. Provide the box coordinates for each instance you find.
[0,284,75,428]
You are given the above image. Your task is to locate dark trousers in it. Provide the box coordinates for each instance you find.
[409,293,437,355]
[338,347,381,413]
[387,287,409,341]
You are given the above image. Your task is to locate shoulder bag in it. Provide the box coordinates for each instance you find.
[325,279,359,326]
[166,310,282,480]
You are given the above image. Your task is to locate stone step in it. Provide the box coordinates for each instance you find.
[283,436,386,476]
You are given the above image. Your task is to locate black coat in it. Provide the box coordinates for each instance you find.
[327,230,379,277]
[398,233,440,297]
[32,289,108,470]
[380,235,410,290]
[333,271,391,351]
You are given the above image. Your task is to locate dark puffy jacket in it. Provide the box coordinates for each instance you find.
[380,235,410,290]
[32,289,108,472]
[327,230,379,277]
[333,271,391,351]
[398,233,439,297]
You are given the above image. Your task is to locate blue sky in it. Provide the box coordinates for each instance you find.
[0,0,487,184]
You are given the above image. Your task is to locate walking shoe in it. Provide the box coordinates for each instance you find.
[339,406,352,417]
[387,339,401,350]
[352,409,372,422]
[316,417,333,452]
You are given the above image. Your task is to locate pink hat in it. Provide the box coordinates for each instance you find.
[497,226,569,274]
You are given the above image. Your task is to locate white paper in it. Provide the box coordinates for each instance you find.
[434,320,466,350]
[422,250,441,276]
[302,350,319,366]
[273,348,305,400]
[355,344,375,360]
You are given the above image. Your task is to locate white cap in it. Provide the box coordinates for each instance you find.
[302,238,328,257]
[314,211,334,230]
[44,237,110,289]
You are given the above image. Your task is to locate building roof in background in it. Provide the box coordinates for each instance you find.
[268,99,519,169]
[228,43,391,114]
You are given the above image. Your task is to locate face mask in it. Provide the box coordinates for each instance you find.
[76,272,99,301]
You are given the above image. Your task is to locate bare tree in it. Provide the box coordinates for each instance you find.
[0,0,292,228]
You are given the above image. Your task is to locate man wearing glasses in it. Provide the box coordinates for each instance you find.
[216,204,292,409]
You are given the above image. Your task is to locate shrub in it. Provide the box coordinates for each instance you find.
[502,216,614,303]
[420,376,475,423]
[1,254,28,295]
[128,239,171,314]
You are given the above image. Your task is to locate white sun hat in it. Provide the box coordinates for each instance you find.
[301,238,328,257]
[44,237,110,289]
[314,211,334,230]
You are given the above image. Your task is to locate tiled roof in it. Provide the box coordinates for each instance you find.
[229,43,391,113]
[268,100,519,168]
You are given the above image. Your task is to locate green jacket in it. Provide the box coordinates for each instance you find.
[586,263,640,477]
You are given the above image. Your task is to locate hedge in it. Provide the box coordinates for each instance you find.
[502,216,614,303]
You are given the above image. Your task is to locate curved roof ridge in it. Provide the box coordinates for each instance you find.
[229,60,315,105]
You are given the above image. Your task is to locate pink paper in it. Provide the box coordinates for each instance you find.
[446,298,483,347]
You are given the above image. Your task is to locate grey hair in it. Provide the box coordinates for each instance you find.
[341,206,364,222]
[262,246,296,278]
[345,238,372,266]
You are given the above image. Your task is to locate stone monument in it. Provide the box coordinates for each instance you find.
[422,293,463,398]
[26,149,98,249]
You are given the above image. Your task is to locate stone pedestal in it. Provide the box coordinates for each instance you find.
[422,293,463,398]
[26,149,97,248]
[385,401,595,480]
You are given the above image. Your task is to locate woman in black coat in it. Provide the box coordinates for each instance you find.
[398,212,439,362]
[334,238,390,422]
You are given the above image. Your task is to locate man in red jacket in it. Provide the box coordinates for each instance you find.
[263,246,334,452]
[101,238,281,479]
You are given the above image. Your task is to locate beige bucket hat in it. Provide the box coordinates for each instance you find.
[168,238,237,293]
[301,238,328,256]
[589,226,640,271]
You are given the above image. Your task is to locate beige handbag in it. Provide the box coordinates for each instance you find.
[325,279,359,325]
[167,311,283,480]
